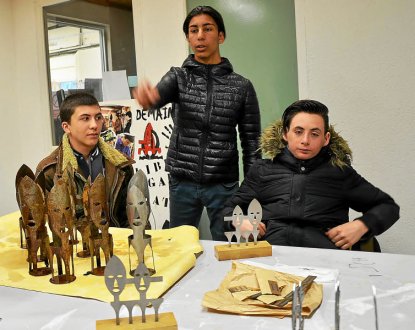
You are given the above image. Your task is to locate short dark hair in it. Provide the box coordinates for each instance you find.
[123,133,134,143]
[183,6,226,38]
[282,100,330,133]
[60,92,99,123]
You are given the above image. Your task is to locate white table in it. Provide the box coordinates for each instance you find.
[1,240,414,329]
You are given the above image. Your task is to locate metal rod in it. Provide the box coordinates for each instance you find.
[372,285,379,330]
[335,281,340,330]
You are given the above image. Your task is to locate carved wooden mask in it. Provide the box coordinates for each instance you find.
[46,178,73,237]
[18,176,46,231]
[88,174,109,228]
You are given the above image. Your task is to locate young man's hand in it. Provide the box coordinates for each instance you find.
[133,80,160,110]
[325,220,369,250]
[233,218,266,239]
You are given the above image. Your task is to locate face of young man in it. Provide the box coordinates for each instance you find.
[122,137,131,147]
[283,112,330,160]
[62,105,103,157]
[186,14,224,65]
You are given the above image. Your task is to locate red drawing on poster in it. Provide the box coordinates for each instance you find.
[138,123,162,159]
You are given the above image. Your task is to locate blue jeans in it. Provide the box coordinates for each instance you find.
[168,176,239,241]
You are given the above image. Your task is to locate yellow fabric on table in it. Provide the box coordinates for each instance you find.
[0,211,203,302]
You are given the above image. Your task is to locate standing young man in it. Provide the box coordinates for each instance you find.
[223,100,399,251]
[134,6,261,240]
[36,93,134,228]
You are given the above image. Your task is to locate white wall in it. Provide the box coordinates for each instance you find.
[295,0,415,254]
[0,0,19,214]
[132,0,187,83]
[0,0,56,216]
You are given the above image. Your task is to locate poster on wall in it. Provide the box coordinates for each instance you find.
[100,99,173,229]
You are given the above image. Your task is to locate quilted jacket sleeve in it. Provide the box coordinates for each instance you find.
[154,68,180,108]
[344,167,400,236]
[238,80,261,176]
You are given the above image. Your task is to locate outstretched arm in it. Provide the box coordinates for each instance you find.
[133,68,180,110]
[133,80,160,110]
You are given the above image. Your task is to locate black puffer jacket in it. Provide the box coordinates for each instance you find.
[154,55,261,184]
[223,120,400,248]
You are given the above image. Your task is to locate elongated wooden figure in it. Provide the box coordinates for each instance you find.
[84,174,113,275]
[15,164,34,249]
[47,177,76,284]
[16,171,52,276]
[63,163,90,258]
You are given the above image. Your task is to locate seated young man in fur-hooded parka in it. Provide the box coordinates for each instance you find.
[223,99,399,251]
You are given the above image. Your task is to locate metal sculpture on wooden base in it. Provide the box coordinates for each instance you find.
[224,199,263,246]
[46,176,76,284]
[215,199,272,261]
[63,164,90,258]
[74,214,91,258]
[97,255,177,329]
[83,174,113,276]
[126,170,155,275]
[15,165,52,276]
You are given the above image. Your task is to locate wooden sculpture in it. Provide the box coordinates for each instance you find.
[46,177,76,284]
[15,164,34,249]
[16,167,52,276]
[84,174,113,276]
[63,164,90,258]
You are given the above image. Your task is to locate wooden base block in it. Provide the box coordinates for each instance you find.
[96,312,177,330]
[214,241,272,261]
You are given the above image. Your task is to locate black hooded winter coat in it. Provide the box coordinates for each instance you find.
[223,120,400,250]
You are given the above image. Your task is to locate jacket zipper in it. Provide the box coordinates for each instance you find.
[199,65,213,182]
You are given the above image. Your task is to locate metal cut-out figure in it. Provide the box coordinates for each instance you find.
[16,171,52,276]
[104,256,163,325]
[46,177,76,284]
[105,255,127,316]
[84,174,113,275]
[224,200,263,246]
[247,198,262,244]
[126,170,154,275]
[232,205,244,245]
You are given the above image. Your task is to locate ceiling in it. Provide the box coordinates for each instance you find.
[83,0,132,10]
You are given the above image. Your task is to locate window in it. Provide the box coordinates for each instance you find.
[43,0,135,145]
[46,15,109,144]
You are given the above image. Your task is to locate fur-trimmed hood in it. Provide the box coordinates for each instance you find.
[61,134,131,173]
[260,120,352,168]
